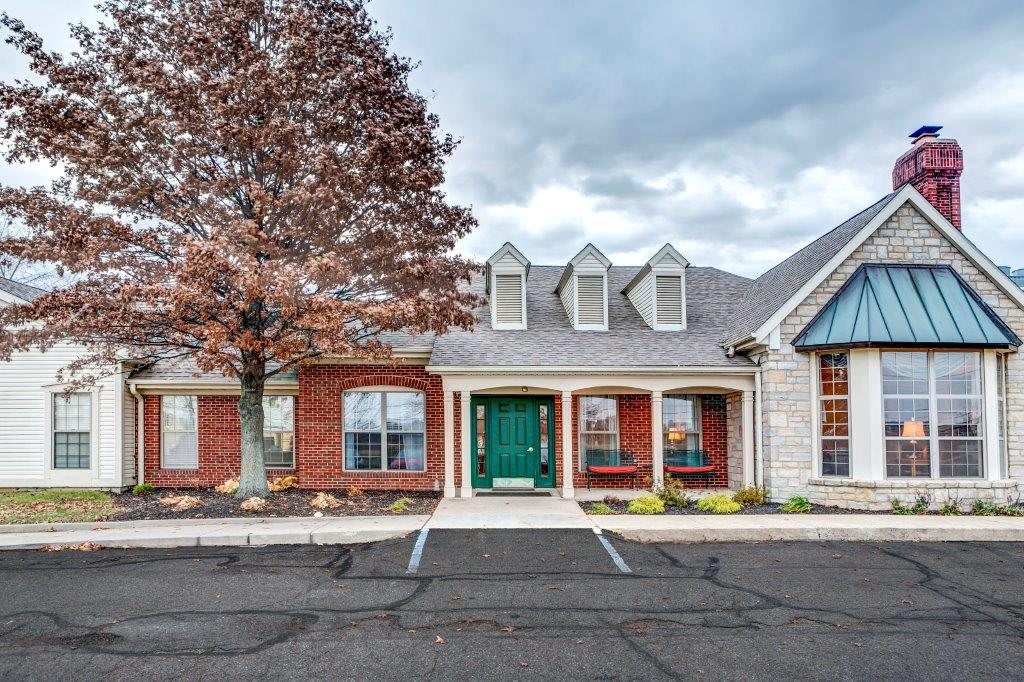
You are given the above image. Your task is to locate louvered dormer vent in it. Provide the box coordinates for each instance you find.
[623,244,689,331]
[485,242,530,330]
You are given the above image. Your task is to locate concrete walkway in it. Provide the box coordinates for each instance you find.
[596,513,1024,542]
[426,496,593,529]
[0,515,428,550]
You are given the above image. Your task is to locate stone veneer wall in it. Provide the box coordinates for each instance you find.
[759,201,1024,507]
[726,392,744,490]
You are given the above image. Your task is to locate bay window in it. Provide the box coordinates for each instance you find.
[882,351,983,478]
[343,391,425,471]
[818,353,850,477]
[663,395,701,451]
[579,395,618,469]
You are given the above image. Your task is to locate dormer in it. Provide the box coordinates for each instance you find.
[555,244,611,331]
[485,242,529,330]
[622,243,689,331]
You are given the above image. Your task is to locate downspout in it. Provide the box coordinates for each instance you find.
[754,368,764,489]
[129,383,145,485]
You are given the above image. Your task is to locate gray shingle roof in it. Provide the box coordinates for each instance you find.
[0,276,46,302]
[428,265,755,367]
[725,192,897,344]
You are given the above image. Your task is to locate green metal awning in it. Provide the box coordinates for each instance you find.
[793,264,1021,350]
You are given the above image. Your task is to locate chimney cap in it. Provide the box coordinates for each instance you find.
[909,125,943,142]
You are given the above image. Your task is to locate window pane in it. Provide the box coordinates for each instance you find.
[819,353,849,396]
[386,392,425,432]
[883,397,930,438]
[582,433,618,456]
[820,398,849,437]
[263,432,294,467]
[53,393,92,432]
[939,440,982,478]
[476,404,487,477]
[663,395,699,448]
[54,432,90,469]
[163,432,198,469]
[581,396,617,432]
[886,439,931,477]
[345,432,381,470]
[934,352,981,395]
[387,433,425,471]
[162,395,197,431]
[343,392,381,431]
[936,397,981,437]
[821,439,849,477]
[882,352,929,395]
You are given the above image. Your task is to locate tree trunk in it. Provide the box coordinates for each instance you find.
[236,368,270,498]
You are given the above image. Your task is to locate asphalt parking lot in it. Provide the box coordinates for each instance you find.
[2,530,1024,680]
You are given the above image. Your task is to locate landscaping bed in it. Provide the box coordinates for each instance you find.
[581,498,869,516]
[0,487,440,524]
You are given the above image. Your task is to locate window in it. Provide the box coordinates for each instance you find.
[161,395,198,469]
[475,403,486,477]
[882,351,983,478]
[53,393,91,469]
[538,403,550,477]
[263,396,295,468]
[343,391,425,471]
[818,353,850,477]
[579,395,618,469]
[663,395,700,451]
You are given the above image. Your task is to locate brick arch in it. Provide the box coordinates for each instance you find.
[335,374,430,393]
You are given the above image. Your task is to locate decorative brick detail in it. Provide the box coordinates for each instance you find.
[892,138,963,229]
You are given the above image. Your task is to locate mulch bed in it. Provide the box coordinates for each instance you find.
[109,489,440,522]
[581,499,879,515]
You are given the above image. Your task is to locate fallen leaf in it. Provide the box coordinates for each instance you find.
[519,662,529,668]
[482,554,491,559]
[435,635,445,644]
[853,642,863,647]
[900,598,914,605]
[501,626,515,633]
[833,553,843,559]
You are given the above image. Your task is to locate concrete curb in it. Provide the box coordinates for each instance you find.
[0,515,429,551]
[594,514,1024,543]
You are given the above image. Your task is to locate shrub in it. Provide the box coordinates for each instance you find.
[891,496,929,515]
[626,495,666,515]
[997,504,1024,517]
[346,485,365,498]
[655,478,690,508]
[240,496,268,513]
[387,497,412,513]
[588,502,614,515]
[780,495,812,513]
[310,492,342,510]
[972,500,1000,516]
[939,501,962,516]
[732,485,768,506]
[131,482,155,496]
[159,494,202,511]
[603,494,622,505]
[696,494,742,514]
[214,477,239,494]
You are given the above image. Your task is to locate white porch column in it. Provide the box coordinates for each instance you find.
[651,391,664,489]
[443,390,456,498]
[742,390,755,487]
[561,391,574,499]
[459,391,472,498]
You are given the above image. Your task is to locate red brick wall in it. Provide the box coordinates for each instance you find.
[666,395,729,488]
[143,363,444,491]
[572,394,653,490]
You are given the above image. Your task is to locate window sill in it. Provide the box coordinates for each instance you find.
[809,477,1017,489]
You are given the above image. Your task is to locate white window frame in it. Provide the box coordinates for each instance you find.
[45,387,100,479]
[817,352,851,477]
[161,395,199,470]
[881,351,985,479]
[263,395,295,469]
[490,270,527,330]
[342,389,427,472]
[662,394,702,451]
[578,395,619,470]
[572,272,609,331]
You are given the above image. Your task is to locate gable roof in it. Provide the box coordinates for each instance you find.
[794,264,1021,350]
[428,265,754,368]
[622,243,690,295]
[0,276,46,303]
[725,192,897,345]
[555,243,612,295]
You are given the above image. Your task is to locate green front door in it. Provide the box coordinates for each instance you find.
[470,396,555,488]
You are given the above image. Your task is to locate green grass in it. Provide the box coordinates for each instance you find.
[0,489,115,525]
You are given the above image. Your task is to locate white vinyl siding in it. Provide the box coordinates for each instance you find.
[655,276,683,325]
[0,339,124,487]
[576,275,606,327]
[161,395,198,469]
[626,274,654,327]
[493,274,524,327]
[559,273,576,322]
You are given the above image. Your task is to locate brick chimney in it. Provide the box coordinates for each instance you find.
[892,125,964,229]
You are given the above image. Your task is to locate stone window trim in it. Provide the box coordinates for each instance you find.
[341,387,427,473]
[881,351,985,480]
[578,395,619,471]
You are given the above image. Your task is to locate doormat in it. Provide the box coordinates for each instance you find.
[474,491,555,497]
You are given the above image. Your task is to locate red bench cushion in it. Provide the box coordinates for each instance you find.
[664,465,716,475]
[586,465,638,475]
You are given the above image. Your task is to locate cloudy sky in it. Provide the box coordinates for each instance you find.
[2,0,1023,277]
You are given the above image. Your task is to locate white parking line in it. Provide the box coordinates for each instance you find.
[406,528,430,574]
[593,528,632,573]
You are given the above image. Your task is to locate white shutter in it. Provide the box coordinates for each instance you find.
[576,275,606,326]
[494,274,524,326]
[656,276,683,325]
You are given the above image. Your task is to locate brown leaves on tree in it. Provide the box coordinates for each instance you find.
[0,1,480,495]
